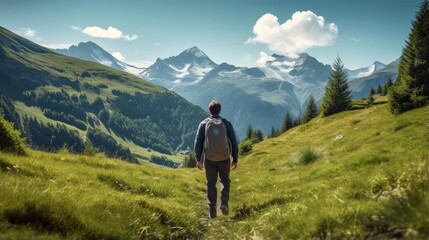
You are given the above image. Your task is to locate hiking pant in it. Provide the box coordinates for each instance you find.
[205,159,231,211]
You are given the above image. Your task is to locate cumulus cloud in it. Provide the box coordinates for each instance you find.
[247,11,338,57]
[257,52,276,66]
[16,28,41,40]
[112,52,125,61]
[81,26,138,41]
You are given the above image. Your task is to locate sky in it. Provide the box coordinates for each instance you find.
[0,0,422,69]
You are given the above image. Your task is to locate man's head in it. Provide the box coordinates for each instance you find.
[208,100,221,116]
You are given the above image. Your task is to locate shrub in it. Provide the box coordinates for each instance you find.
[182,152,196,168]
[294,148,322,165]
[239,139,253,155]
[0,111,26,155]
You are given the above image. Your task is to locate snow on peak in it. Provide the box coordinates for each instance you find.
[185,46,208,58]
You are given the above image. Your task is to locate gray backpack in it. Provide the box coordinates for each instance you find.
[204,118,231,161]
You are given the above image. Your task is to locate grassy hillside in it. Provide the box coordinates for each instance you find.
[0,26,207,163]
[0,102,428,239]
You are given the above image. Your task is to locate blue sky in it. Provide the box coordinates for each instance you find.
[0,0,422,69]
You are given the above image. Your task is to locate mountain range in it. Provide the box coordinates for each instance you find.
[0,26,207,163]
[53,40,398,139]
[139,47,398,138]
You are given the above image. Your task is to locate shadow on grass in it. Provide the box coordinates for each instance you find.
[97,174,170,198]
[233,197,290,220]
[4,201,83,236]
[0,157,35,177]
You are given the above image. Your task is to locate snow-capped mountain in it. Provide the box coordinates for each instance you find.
[259,53,332,107]
[140,46,217,87]
[140,46,399,138]
[173,62,301,137]
[349,59,399,99]
[141,48,334,138]
[346,61,387,81]
[53,41,144,75]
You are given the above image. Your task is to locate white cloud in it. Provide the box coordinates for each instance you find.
[110,51,153,68]
[127,60,154,68]
[112,52,125,61]
[16,28,41,40]
[81,26,138,41]
[247,11,338,58]
[257,52,276,66]
[71,25,82,31]
[350,37,361,42]
[154,42,160,46]
[41,43,73,49]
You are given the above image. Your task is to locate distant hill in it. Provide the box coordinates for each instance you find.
[0,26,207,163]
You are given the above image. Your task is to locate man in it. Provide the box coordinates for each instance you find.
[194,100,238,219]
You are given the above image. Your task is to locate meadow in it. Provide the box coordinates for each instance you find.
[1,101,428,239]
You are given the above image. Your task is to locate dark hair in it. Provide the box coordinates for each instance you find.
[208,100,221,115]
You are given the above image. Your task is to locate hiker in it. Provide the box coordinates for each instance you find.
[194,100,238,219]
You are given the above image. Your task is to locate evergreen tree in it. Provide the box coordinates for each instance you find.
[268,126,276,138]
[245,125,253,141]
[388,1,429,114]
[253,129,264,142]
[293,118,301,128]
[383,78,393,95]
[302,95,318,123]
[281,111,293,133]
[376,84,383,95]
[367,89,374,106]
[320,57,352,117]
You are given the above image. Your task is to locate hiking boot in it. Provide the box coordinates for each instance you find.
[209,210,217,219]
[220,205,229,215]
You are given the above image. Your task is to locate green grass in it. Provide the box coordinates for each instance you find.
[1,103,428,239]
[0,150,207,239]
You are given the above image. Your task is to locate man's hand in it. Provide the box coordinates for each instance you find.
[196,161,203,170]
[231,162,237,170]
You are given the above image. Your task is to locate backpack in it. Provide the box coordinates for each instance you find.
[204,118,231,161]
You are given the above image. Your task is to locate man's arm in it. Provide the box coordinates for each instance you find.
[194,122,205,164]
[225,120,238,164]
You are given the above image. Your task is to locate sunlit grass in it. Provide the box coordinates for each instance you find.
[1,103,428,239]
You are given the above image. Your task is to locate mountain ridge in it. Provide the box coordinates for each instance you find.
[54,41,144,76]
[0,26,207,164]
[52,42,398,138]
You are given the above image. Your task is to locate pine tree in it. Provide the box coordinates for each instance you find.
[281,111,293,133]
[376,84,383,95]
[302,95,318,123]
[268,126,276,138]
[320,57,352,117]
[245,125,253,141]
[253,129,264,142]
[388,1,429,114]
[383,78,393,95]
[367,89,374,106]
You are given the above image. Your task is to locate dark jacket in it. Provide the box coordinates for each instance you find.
[194,115,238,163]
